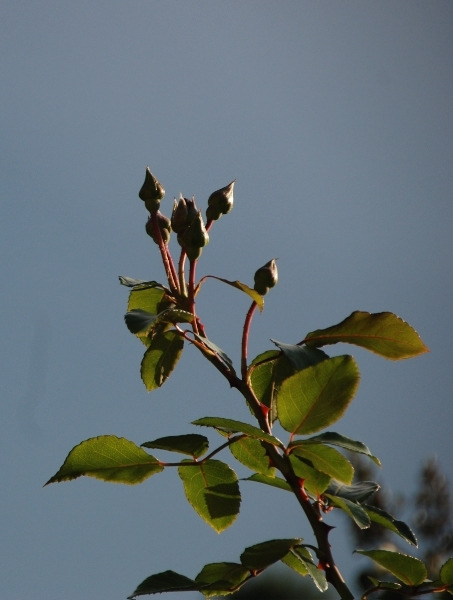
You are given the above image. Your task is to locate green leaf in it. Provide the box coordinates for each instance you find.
[240,539,302,570]
[127,286,166,312]
[249,351,294,421]
[178,459,241,533]
[124,309,157,335]
[289,454,331,496]
[193,417,282,447]
[141,330,184,391]
[325,495,370,529]
[203,276,264,311]
[282,546,328,592]
[230,437,275,475]
[290,443,354,484]
[356,549,427,585]
[324,480,379,503]
[304,311,429,360]
[45,435,163,485]
[271,340,329,370]
[441,557,453,585]
[195,563,250,597]
[142,434,209,458]
[245,473,291,492]
[299,432,381,466]
[119,276,165,289]
[277,355,360,435]
[363,504,417,546]
[193,334,235,372]
[128,570,200,598]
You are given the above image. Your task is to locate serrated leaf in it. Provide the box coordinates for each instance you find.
[193,334,235,372]
[195,562,250,597]
[271,340,330,370]
[289,454,331,496]
[127,286,166,312]
[441,558,453,585]
[128,570,200,598]
[283,546,328,592]
[245,473,291,492]
[298,432,381,466]
[363,504,417,546]
[290,443,354,484]
[240,539,302,570]
[45,435,163,485]
[324,480,380,503]
[277,355,360,435]
[356,550,427,585]
[142,434,209,458]
[325,494,370,529]
[304,311,429,360]
[204,276,264,311]
[230,437,275,475]
[141,330,184,391]
[193,417,282,447]
[178,459,240,533]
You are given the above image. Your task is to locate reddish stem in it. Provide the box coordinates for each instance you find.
[241,301,258,380]
[151,212,178,293]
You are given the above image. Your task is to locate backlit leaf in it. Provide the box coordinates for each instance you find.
[356,550,427,585]
[195,563,250,597]
[240,539,302,570]
[230,437,275,475]
[202,276,264,311]
[141,330,184,391]
[298,432,381,466]
[277,355,360,435]
[440,557,453,585]
[45,435,163,485]
[178,459,240,533]
[290,443,354,484]
[193,334,235,372]
[142,434,209,458]
[128,570,199,598]
[363,504,417,546]
[245,473,291,492]
[193,417,282,447]
[289,454,331,496]
[282,546,328,591]
[127,286,166,312]
[304,311,429,360]
[325,495,370,529]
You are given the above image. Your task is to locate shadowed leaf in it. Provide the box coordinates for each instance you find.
[356,549,427,585]
[141,330,184,391]
[142,434,209,458]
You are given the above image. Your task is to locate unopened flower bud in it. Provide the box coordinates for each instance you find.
[145,211,171,244]
[182,211,209,259]
[206,180,235,222]
[139,167,165,213]
[171,198,188,234]
[253,259,278,295]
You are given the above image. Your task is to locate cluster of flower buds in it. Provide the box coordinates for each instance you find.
[145,212,171,244]
[171,196,209,260]
[206,180,235,222]
[253,258,278,295]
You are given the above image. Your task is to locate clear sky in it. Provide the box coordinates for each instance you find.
[1,2,452,599]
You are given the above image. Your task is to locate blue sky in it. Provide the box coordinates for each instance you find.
[1,2,452,599]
